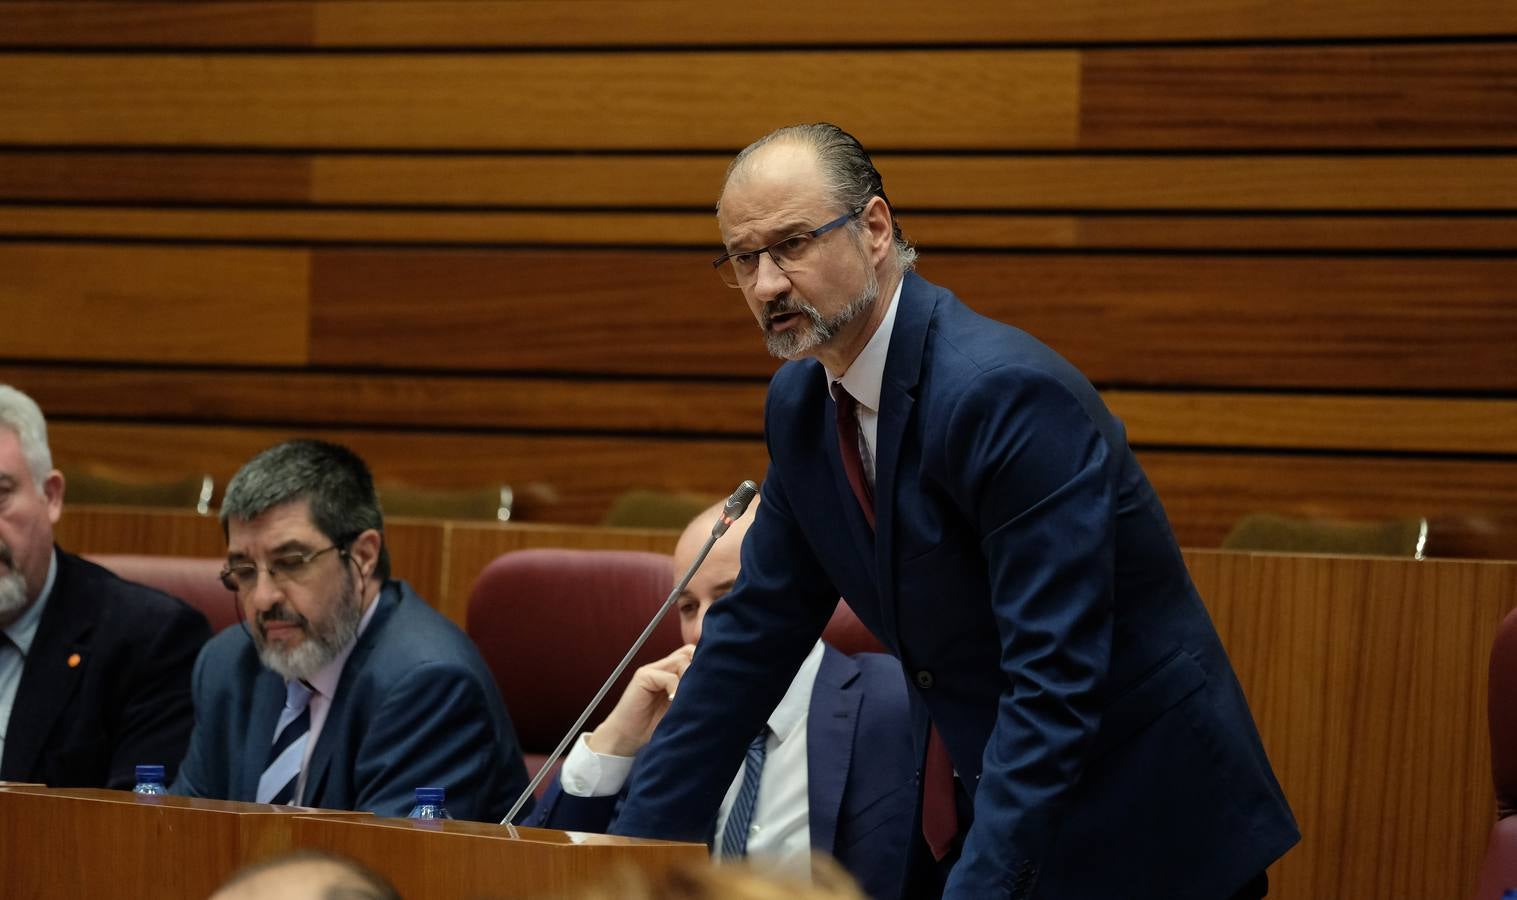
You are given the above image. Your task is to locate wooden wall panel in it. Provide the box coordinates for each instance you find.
[45,422,770,527]
[0,152,312,203]
[305,248,1517,390]
[7,153,1513,211]
[7,207,1514,252]
[1144,451,1517,550]
[0,244,309,365]
[0,51,1079,150]
[1082,44,1517,148]
[5,1,1514,46]
[1186,551,1513,900]
[9,365,1517,456]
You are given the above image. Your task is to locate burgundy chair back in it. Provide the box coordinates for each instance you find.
[87,553,239,633]
[466,548,679,789]
[1474,605,1517,899]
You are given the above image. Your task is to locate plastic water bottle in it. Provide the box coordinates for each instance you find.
[132,764,167,795]
[406,787,451,820]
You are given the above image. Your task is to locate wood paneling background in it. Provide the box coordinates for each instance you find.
[1,1,1513,557]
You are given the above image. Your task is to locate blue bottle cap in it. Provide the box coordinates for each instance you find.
[414,787,445,805]
[135,764,165,782]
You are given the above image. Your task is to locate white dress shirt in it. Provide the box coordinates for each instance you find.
[0,550,57,762]
[827,279,903,489]
[561,640,827,878]
[292,592,380,803]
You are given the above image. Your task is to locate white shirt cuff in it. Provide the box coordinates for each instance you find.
[558,732,636,798]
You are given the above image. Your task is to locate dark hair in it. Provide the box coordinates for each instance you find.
[721,122,916,271]
[220,439,390,581]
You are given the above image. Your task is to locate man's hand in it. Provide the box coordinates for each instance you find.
[585,644,695,757]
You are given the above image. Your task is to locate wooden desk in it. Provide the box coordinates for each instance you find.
[0,786,363,898]
[291,816,705,899]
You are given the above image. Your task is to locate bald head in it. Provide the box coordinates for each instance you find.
[671,495,759,646]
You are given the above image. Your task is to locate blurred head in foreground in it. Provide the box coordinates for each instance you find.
[566,855,866,900]
[209,849,401,900]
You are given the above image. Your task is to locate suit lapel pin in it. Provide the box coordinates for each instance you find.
[67,652,81,668]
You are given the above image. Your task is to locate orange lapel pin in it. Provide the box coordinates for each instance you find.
[67,653,81,668]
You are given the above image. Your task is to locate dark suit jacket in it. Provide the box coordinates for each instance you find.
[171,580,531,823]
[528,645,919,900]
[1,548,210,789]
[613,273,1300,899]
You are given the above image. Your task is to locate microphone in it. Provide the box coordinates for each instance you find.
[500,479,760,826]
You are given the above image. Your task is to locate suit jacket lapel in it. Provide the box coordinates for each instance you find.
[299,584,398,806]
[806,645,862,855]
[240,670,286,801]
[1,552,93,782]
[873,273,933,642]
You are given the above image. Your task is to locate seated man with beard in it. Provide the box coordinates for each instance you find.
[171,439,531,822]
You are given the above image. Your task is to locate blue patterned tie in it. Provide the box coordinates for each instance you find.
[256,680,312,805]
[719,727,770,858]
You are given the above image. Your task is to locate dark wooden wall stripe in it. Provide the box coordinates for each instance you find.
[6,153,1513,211]
[4,1,1514,47]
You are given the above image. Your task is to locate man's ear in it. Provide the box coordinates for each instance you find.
[42,469,64,526]
[348,528,383,580]
[861,195,894,266]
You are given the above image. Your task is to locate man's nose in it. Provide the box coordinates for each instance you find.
[245,569,286,614]
[751,251,792,302]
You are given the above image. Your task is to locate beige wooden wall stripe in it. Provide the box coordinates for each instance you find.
[4,1,1515,45]
[0,51,1080,149]
[2,46,1514,149]
[5,153,1514,209]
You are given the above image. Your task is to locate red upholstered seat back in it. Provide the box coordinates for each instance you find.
[1474,605,1517,899]
[466,548,680,780]
[87,553,239,633]
[826,600,888,656]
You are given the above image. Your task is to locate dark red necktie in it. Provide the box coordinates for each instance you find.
[834,385,958,860]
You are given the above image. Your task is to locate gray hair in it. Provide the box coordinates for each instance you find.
[221,440,390,581]
[0,385,54,492]
[722,122,917,273]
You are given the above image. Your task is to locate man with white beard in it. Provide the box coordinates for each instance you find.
[171,439,531,822]
[0,384,209,789]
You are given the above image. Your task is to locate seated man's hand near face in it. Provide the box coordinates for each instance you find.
[586,644,695,757]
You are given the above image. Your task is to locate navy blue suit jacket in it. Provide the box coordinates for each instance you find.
[612,274,1299,899]
[171,580,531,823]
[1,549,209,789]
[527,645,919,900]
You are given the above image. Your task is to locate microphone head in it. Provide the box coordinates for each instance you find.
[712,479,759,538]
[724,480,760,521]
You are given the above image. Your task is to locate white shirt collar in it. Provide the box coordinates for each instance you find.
[300,585,382,699]
[4,549,57,658]
[827,278,903,414]
[767,640,825,743]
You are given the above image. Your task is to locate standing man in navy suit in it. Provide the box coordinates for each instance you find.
[0,385,209,789]
[609,124,1298,899]
[172,439,530,822]
[528,496,923,899]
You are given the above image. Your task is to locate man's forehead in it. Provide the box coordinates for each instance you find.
[226,498,321,550]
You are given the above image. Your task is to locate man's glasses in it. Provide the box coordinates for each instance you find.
[220,544,349,595]
[711,207,864,289]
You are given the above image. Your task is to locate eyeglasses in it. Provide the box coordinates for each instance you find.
[711,207,864,289]
[220,544,349,595]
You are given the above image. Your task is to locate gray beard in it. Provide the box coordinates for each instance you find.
[0,573,30,623]
[253,575,363,683]
[763,268,880,361]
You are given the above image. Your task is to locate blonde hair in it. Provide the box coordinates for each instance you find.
[565,856,867,900]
